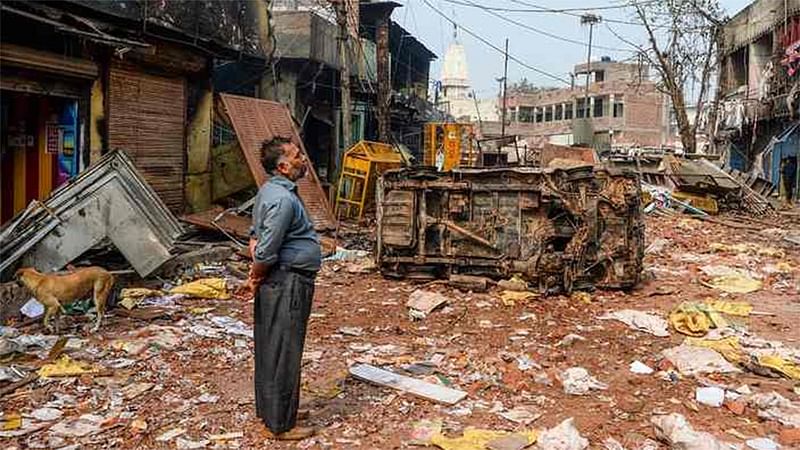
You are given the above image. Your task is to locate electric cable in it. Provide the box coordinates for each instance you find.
[455,0,632,52]
[421,0,572,85]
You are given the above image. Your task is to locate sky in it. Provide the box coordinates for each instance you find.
[393,0,754,97]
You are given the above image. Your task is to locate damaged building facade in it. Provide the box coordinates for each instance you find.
[715,0,800,201]
[0,0,271,222]
[253,0,438,188]
[483,59,669,152]
[0,0,436,226]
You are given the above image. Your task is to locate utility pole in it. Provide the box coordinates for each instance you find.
[374,4,397,143]
[335,1,352,151]
[578,13,601,146]
[500,38,509,138]
[581,14,600,116]
[471,89,483,135]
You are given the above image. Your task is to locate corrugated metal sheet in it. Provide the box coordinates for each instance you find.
[108,64,187,212]
[219,93,336,230]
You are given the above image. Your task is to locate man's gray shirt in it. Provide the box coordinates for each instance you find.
[251,175,321,272]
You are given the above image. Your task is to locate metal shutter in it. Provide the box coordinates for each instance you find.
[108,64,186,212]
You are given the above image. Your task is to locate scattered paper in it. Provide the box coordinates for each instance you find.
[560,367,608,395]
[600,310,669,337]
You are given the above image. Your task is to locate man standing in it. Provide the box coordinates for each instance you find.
[248,136,320,440]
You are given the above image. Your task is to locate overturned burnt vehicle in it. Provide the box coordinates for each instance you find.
[376,166,644,294]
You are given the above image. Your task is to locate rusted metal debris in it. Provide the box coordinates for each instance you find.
[0,150,183,280]
[376,166,644,294]
[218,93,336,231]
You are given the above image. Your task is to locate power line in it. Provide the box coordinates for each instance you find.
[508,0,662,27]
[421,0,571,86]
[455,0,631,52]
[442,0,651,28]
[494,0,661,13]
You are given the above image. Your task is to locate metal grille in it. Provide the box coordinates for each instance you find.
[107,64,187,212]
[219,93,336,230]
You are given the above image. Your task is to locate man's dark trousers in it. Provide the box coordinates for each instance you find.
[254,268,314,433]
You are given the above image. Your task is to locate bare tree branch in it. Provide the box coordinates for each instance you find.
[627,0,723,153]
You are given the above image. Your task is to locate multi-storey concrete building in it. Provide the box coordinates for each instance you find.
[715,0,799,201]
[484,58,669,150]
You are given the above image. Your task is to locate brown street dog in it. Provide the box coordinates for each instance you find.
[15,266,114,333]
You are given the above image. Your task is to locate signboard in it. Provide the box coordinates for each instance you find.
[46,122,64,154]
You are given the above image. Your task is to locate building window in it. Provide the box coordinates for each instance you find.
[595,70,605,82]
[555,104,563,121]
[613,96,624,118]
[593,97,604,118]
[576,98,586,119]
[565,103,573,120]
[730,47,747,89]
[535,108,543,123]
[544,106,553,122]
[519,106,534,123]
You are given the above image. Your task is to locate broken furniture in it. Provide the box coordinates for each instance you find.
[0,150,183,280]
[422,122,476,171]
[376,166,644,293]
[335,141,405,221]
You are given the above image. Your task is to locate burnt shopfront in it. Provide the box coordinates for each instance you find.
[0,42,94,223]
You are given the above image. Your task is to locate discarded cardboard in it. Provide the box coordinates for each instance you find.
[349,363,467,405]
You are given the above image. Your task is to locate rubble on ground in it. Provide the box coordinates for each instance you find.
[1,197,799,449]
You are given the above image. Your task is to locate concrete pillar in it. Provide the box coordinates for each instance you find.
[185,77,214,213]
[589,97,595,118]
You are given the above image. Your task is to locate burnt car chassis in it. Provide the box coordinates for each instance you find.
[376,166,644,294]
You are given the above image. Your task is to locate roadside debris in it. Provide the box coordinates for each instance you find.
[500,290,538,306]
[695,387,725,407]
[431,428,537,450]
[704,274,763,294]
[497,275,528,292]
[0,150,182,278]
[661,344,740,376]
[38,355,100,378]
[447,274,493,292]
[745,438,780,450]
[498,405,541,425]
[747,392,800,427]
[630,361,655,375]
[670,303,726,337]
[409,419,443,445]
[171,278,230,299]
[651,413,736,450]
[559,367,608,395]
[407,290,449,320]
[349,363,467,405]
[535,418,588,450]
[600,309,670,337]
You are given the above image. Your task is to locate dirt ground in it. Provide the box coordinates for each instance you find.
[2,214,800,449]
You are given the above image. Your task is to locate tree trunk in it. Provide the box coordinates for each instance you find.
[671,89,696,153]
